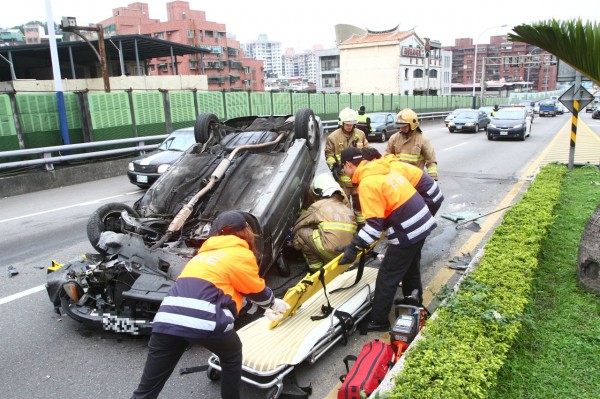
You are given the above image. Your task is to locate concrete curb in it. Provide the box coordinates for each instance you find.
[0,158,133,198]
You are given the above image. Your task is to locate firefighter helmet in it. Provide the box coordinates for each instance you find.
[396,108,419,131]
[338,107,358,125]
[312,173,343,198]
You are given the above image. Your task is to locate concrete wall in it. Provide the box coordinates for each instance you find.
[0,75,208,92]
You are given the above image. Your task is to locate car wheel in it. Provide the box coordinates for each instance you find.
[519,130,526,141]
[487,132,493,141]
[380,130,387,143]
[194,113,220,144]
[449,128,454,133]
[87,203,140,254]
[294,108,321,162]
[474,124,479,133]
[207,366,221,381]
[276,254,291,277]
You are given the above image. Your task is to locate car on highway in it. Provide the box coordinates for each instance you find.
[367,112,396,142]
[444,108,471,127]
[487,106,531,141]
[46,108,322,335]
[586,99,599,112]
[592,105,600,119]
[127,128,196,188]
[447,109,490,133]
[478,106,495,118]
[517,101,536,122]
[539,99,558,117]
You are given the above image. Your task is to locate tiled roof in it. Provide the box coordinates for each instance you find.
[340,29,416,46]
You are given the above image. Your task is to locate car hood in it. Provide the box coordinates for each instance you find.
[133,149,184,166]
[371,122,386,131]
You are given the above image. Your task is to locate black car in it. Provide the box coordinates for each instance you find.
[366,112,396,142]
[447,110,490,133]
[127,128,197,188]
[487,107,531,141]
[592,105,600,119]
[46,108,322,335]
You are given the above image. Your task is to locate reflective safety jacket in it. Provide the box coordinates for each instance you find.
[356,113,372,133]
[352,160,437,248]
[292,196,357,260]
[325,128,370,187]
[385,130,438,180]
[152,235,273,340]
[378,155,444,215]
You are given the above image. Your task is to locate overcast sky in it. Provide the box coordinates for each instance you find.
[2,0,598,51]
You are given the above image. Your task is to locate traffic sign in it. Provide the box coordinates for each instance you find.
[559,84,594,113]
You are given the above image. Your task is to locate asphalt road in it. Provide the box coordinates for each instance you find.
[0,113,576,399]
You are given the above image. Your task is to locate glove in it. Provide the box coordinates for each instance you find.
[270,298,290,314]
[264,308,284,321]
[339,235,369,265]
[330,163,342,182]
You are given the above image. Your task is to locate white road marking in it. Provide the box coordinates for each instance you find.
[442,142,469,151]
[0,190,142,224]
[0,284,46,305]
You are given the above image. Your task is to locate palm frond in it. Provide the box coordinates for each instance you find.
[508,19,600,86]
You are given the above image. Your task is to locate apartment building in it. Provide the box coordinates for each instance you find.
[98,1,264,91]
[242,35,283,78]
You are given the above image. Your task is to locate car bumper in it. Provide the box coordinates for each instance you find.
[487,127,525,139]
[127,171,160,187]
[539,110,556,116]
[367,132,382,140]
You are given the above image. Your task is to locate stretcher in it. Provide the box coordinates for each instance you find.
[207,266,379,398]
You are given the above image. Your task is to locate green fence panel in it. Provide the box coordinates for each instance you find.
[197,91,225,119]
[17,93,59,133]
[0,94,16,137]
[250,92,272,115]
[361,94,374,113]
[88,92,132,130]
[133,92,165,128]
[169,91,195,123]
[391,95,401,112]
[292,93,309,113]
[309,93,325,115]
[372,94,383,112]
[382,94,391,112]
[225,92,250,119]
[272,92,292,115]
[0,136,19,153]
[324,94,339,118]
[339,94,351,110]
[350,94,362,110]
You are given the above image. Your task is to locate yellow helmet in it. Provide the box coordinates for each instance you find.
[396,108,419,130]
[312,172,343,197]
[338,107,358,125]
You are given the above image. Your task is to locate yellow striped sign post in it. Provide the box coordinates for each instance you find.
[558,80,594,170]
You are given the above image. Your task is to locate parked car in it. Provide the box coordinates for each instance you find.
[487,106,531,141]
[586,99,599,112]
[592,105,600,119]
[46,108,322,335]
[367,112,396,142]
[444,108,471,127]
[447,110,490,133]
[127,128,197,188]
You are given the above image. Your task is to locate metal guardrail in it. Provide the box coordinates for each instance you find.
[0,135,168,171]
[0,111,450,171]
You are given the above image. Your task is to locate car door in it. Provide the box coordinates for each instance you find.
[479,111,490,129]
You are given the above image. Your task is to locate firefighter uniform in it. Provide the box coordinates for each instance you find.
[385,131,438,180]
[292,196,357,272]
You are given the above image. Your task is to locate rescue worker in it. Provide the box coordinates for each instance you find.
[325,107,370,224]
[338,147,437,332]
[131,211,289,399]
[355,105,372,136]
[292,173,357,272]
[385,108,438,181]
[361,148,444,216]
[491,104,500,117]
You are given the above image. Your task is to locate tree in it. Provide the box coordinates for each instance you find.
[508,19,600,86]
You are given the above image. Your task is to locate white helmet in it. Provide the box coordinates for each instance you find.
[338,107,358,125]
[312,173,343,198]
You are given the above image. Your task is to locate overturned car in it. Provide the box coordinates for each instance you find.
[47,108,322,335]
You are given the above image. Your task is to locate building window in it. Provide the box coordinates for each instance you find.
[187,30,194,38]
[429,70,438,78]
[190,59,198,70]
[154,32,164,40]
[413,69,424,78]
[404,68,409,80]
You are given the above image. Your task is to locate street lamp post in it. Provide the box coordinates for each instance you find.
[471,24,507,109]
[526,47,540,92]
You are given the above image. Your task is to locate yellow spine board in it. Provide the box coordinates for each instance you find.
[269,242,377,329]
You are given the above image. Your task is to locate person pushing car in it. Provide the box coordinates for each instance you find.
[131,211,289,399]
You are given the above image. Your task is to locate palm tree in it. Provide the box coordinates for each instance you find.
[508,19,600,86]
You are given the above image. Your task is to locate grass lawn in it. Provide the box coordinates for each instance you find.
[489,165,600,399]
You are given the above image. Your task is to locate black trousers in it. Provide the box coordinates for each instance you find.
[370,240,425,324]
[131,331,242,399]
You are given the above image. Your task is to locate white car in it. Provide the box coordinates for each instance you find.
[444,108,471,126]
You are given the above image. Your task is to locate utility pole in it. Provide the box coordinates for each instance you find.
[61,17,110,92]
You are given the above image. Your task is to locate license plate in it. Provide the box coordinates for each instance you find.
[500,131,508,136]
[136,175,148,183]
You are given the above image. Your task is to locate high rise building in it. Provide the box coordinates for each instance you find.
[242,34,283,78]
[98,1,264,91]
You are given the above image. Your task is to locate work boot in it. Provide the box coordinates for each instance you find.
[366,320,390,332]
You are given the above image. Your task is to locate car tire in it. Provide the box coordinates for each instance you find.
[87,202,140,254]
[294,108,321,162]
[194,113,219,144]
[449,128,454,133]
[474,124,479,133]
[276,254,291,277]
[487,132,493,141]
[380,130,387,143]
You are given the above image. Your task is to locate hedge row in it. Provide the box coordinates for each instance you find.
[387,163,567,399]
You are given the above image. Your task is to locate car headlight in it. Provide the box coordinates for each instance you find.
[512,124,523,129]
[128,162,134,171]
[448,122,455,126]
[488,123,496,129]
[157,164,170,174]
